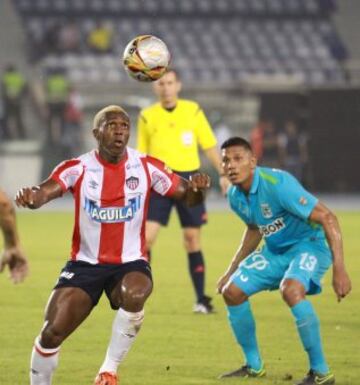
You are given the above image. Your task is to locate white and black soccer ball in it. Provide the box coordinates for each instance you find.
[123,35,171,82]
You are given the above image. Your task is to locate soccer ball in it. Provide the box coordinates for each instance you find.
[123,35,170,82]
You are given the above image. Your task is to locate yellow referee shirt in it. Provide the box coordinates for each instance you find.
[137,99,217,171]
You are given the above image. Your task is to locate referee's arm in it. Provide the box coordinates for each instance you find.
[195,107,229,194]
[136,113,149,153]
[204,146,229,195]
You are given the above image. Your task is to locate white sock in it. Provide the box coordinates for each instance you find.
[99,308,144,374]
[30,337,60,385]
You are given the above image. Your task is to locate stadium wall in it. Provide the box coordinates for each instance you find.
[258,87,360,192]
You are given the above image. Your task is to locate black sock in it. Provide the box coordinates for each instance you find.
[188,251,205,302]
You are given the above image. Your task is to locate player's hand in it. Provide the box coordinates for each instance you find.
[189,173,211,192]
[0,246,29,284]
[15,186,39,209]
[216,273,231,294]
[219,175,230,196]
[332,266,351,302]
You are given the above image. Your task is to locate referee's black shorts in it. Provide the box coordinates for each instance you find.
[147,170,207,228]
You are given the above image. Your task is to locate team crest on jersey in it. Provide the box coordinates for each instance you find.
[260,203,273,218]
[126,176,139,190]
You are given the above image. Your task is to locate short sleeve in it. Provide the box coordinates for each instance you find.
[194,107,217,150]
[145,156,181,196]
[277,172,318,219]
[136,113,149,154]
[50,159,83,193]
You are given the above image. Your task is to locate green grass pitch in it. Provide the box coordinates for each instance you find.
[0,210,359,385]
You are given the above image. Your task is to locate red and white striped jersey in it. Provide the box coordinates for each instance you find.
[50,147,180,265]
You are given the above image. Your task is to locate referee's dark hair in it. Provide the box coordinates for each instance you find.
[164,67,181,80]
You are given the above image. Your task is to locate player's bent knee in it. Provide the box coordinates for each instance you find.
[113,271,153,311]
[280,279,306,306]
[121,284,153,311]
[222,284,248,306]
[121,292,150,311]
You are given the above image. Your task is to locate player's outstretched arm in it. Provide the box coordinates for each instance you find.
[309,201,352,302]
[217,225,262,294]
[15,179,63,210]
[171,173,211,207]
[0,189,29,283]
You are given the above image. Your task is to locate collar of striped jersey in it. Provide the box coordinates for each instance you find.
[94,149,128,168]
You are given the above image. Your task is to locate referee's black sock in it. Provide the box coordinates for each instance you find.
[188,251,205,302]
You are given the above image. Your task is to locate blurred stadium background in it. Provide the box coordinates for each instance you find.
[0,0,359,199]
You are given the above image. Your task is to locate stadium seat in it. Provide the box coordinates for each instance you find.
[15,0,348,86]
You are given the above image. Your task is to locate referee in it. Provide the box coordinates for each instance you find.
[137,68,228,314]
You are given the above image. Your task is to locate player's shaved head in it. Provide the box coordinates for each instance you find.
[221,137,253,152]
[93,105,129,129]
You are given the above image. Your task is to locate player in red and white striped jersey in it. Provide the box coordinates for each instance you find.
[50,145,182,265]
[15,105,210,385]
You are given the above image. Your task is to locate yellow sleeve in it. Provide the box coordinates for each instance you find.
[136,112,149,153]
[194,107,217,150]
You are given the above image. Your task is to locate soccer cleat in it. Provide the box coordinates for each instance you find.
[94,371,118,385]
[193,295,214,314]
[295,370,335,385]
[219,365,266,379]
